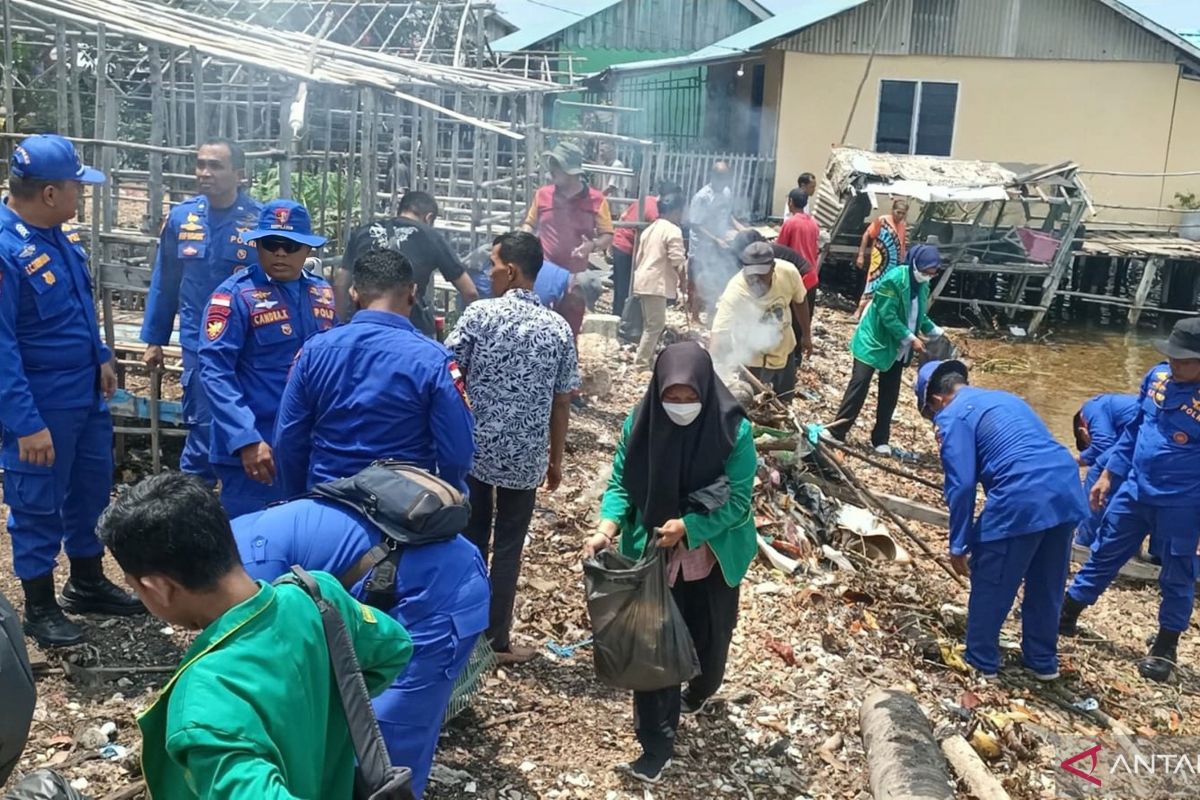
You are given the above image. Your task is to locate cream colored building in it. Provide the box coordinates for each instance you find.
[602,0,1200,227]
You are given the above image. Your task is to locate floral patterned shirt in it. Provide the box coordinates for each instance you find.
[446,288,580,490]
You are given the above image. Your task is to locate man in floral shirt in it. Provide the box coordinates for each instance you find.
[446,231,580,663]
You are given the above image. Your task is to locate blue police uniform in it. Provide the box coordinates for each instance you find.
[198,263,335,517]
[1074,393,1138,548]
[232,498,490,799]
[0,203,113,580]
[1068,363,1200,634]
[934,385,1088,676]
[274,309,475,498]
[140,192,262,480]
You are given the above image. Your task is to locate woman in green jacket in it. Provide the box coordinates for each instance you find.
[583,342,758,784]
[829,244,944,454]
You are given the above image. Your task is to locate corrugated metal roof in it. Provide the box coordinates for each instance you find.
[599,0,868,76]
[493,0,771,54]
[1017,0,1176,61]
[599,0,1200,77]
[491,0,623,52]
[568,0,764,52]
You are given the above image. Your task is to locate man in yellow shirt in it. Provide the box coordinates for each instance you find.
[710,242,810,399]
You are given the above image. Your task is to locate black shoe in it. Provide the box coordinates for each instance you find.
[1137,629,1179,683]
[1059,594,1088,637]
[625,752,672,784]
[21,575,86,648]
[59,556,145,617]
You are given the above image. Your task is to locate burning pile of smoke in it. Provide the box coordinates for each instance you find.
[710,308,786,388]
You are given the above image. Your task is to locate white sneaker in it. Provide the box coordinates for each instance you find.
[1032,670,1060,682]
[874,444,892,456]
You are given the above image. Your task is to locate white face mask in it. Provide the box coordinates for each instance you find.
[663,402,702,426]
[913,270,935,285]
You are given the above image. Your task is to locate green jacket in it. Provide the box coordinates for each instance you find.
[599,414,758,586]
[138,572,413,800]
[850,266,936,371]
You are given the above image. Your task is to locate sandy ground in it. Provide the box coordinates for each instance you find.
[2,301,1196,800]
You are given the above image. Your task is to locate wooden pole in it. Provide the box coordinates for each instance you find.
[55,20,69,133]
[92,23,106,139]
[2,0,15,136]
[190,47,206,145]
[148,44,165,233]
[276,81,296,199]
[358,86,376,224]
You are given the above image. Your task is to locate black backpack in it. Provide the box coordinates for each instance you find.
[1,592,36,788]
[308,461,470,610]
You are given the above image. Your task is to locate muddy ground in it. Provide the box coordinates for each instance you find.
[2,301,1196,800]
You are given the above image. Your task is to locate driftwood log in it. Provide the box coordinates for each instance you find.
[940,734,1012,800]
[860,689,954,800]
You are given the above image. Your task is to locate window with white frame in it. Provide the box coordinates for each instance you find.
[874,80,958,157]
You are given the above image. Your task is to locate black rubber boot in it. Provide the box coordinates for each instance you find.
[1059,594,1088,636]
[22,574,86,648]
[1137,629,1180,683]
[59,556,145,617]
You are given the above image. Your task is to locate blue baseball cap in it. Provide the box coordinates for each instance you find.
[915,359,969,417]
[11,134,106,184]
[240,199,327,248]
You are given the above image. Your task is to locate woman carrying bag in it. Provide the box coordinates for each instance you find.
[583,342,758,784]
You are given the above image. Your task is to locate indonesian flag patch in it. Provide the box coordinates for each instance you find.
[449,360,468,404]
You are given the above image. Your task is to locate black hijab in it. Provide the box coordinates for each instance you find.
[621,342,747,531]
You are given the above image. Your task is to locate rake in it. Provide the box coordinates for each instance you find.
[443,636,497,722]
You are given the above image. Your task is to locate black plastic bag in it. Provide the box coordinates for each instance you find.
[583,546,700,692]
[917,334,959,367]
[1,592,36,788]
[2,770,90,800]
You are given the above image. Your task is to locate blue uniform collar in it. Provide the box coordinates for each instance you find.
[350,309,417,331]
[0,200,49,241]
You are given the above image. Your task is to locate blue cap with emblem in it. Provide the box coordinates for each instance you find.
[11,134,106,184]
[915,358,969,417]
[240,199,327,248]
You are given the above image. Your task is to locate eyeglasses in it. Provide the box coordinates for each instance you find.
[258,236,305,254]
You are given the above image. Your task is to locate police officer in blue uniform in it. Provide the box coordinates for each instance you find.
[231,493,490,799]
[1072,393,1139,549]
[1061,317,1200,682]
[274,248,474,498]
[0,135,144,647]
[141,139,261,481]
[917,359,1087,680]
[198,200,336,517]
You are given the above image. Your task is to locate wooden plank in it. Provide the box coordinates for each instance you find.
[1027,198,1087,335]
[1127,257,1162,325]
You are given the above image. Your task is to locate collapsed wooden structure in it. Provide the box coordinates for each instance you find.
[0,0,564,469]
[813,148,1200,335]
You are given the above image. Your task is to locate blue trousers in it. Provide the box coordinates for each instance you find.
[1068,481,1199,632]
[179,351,214,482]
[2,402,112,580]
[1075,465,1121,549]
[375,618,483,798]
[966,523,1074,675]
[213,462,282,520]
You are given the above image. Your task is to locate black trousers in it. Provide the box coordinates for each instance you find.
[750,350,797,401]
[464,476,538,652]
[633,567,740,759]
[612,248,633,319]
[831,357,905,447]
